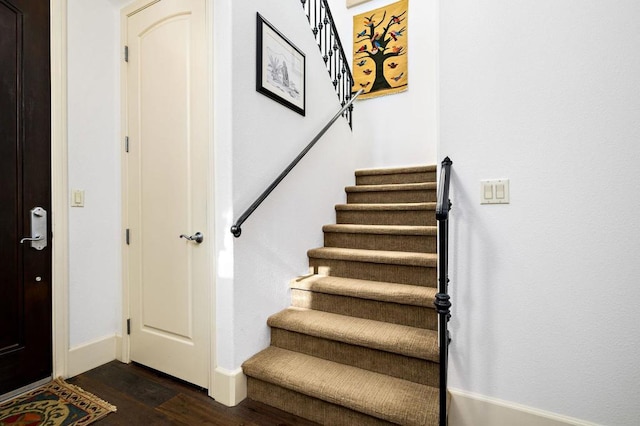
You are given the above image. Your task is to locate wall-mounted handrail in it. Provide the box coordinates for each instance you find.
[230,89,364,238]
[434,156,453,426]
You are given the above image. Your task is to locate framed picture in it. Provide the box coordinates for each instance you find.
[347,0,373,8]
[256,13,306,116]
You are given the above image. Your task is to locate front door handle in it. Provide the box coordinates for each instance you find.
[179,232,204,244]
[20,207,47,250]
[20,235,44,243]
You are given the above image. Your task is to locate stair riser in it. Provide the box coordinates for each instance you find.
[356,171,437,185]
[337,210,436,226]
[291,289,437,330]
[247,378,396,426]
[271,329,439,387]
[347,190,436,204]
[308,258,437,287]
[324,232,436,253]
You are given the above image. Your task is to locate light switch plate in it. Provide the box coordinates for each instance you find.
[481,179,509,204]
[71,189,85,207]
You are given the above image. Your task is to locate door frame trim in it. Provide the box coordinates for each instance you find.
[51,0,69,380]
[119,0,215,390]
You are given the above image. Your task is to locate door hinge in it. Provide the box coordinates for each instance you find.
[125,136,129,153]
[124,45,129,62]
[126,228,130,245]
[127,318,131,335]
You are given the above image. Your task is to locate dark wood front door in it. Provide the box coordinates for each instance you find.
[0,0,52,395]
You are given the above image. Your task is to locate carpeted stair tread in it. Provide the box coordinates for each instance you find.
[291,275,436,308]
[267,307,438,361]
[336,202,436,212]
[308,247,437,267]
[323,224,436,236]
[323,224,437,253]
[247,378,396,425]
[336,203,437,227]
[242,346,438,426]
[355,165,436,176]
[355,165,437,186]
[346,182,437,193]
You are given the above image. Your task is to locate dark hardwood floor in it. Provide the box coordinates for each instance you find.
[68,361,318,425]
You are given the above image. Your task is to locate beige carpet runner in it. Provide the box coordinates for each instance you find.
[242,165,440,425]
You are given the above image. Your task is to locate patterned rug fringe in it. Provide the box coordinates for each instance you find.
[52,378,117,413]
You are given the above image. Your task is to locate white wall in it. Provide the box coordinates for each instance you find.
[440,1,640,424]
[327,0,438,168]
[223,0,363,369]
[67,0,122,347]
[65,0,357,376]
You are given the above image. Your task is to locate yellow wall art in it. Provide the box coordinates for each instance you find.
[352,0,408,99]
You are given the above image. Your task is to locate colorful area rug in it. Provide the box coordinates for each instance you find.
[0,378,116,426]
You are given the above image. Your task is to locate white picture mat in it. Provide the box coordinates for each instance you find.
[261,24,304,110]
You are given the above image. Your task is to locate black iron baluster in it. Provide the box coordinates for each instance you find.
[313,0,319,38]
[328,32,334,81]
[332,41,338,89]
[300,0,356,128]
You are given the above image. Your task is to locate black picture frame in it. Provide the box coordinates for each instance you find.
[256,13,306,116]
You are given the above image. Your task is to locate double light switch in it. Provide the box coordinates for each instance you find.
[481,179,510,204]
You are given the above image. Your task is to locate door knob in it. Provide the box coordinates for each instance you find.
[179,232,204,244]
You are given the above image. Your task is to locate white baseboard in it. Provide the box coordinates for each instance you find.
[115,335,124,362]
[66,335,117,378]
[211,366,247,407]
[448,388,599,426]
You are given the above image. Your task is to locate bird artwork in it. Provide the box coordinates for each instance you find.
[389,28,405,41]
[391,72,404,82]
[352,0,408,99]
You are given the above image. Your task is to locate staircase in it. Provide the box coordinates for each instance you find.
[242,165,442,425]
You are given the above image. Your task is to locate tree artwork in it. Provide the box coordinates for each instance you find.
[352,0,408,99]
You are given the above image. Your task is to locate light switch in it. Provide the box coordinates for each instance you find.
[71,189,85,207]
[484,184,493,199]
[481,179,509,204]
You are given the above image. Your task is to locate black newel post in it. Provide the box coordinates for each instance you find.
[435,157,452,426]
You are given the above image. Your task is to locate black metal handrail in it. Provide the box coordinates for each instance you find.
[434,156,453,426]
[230,89,364,238]
[301,0,355,127]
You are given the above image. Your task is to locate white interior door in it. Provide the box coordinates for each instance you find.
[124,0,210,388]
